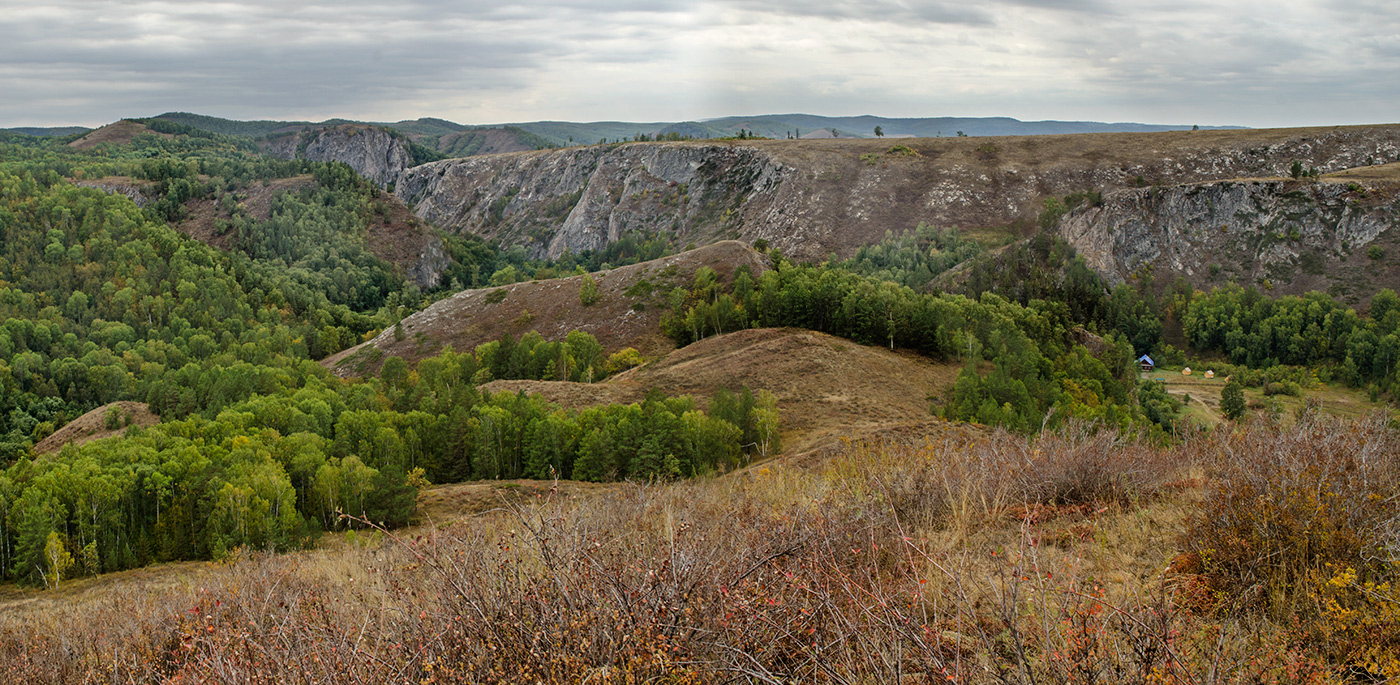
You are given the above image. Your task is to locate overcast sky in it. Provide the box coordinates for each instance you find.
[1,0,1396,129]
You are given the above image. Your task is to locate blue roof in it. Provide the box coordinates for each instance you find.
[1137,355,1155,365]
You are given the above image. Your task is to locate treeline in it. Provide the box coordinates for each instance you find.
[441,230,674,292]
[367,347,776,484]
[960,231,1164,355]
[0,349,773,584]
[1183,286,1400,393]
[756,222,1400,425]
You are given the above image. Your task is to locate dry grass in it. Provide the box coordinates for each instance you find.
[1323,161,1400,183]
[485,327,968,460]
[32,400,160,456]
[1178,412,1400,618]
[8,417,1395,682]
[68,120,172,150]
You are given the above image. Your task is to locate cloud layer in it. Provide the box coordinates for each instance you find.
[1,0,1395,128]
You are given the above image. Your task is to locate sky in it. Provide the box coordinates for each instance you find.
[1,0,1397,129]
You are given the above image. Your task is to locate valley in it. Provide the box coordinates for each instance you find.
[0,114,1398,682]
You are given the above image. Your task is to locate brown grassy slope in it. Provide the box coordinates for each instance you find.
[362,191,440,276]
[437,128,535,156]
[68,120,171,149]
[325,240,769,376]
[483,327,967,460]
[1324,159,1400,182]
[0,424,1297,683]
[32,401,159,456]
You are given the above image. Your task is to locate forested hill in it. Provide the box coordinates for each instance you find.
[0,124,778,585]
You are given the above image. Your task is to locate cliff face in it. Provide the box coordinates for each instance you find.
[1058,176,1400,301]
[265,125,414,187]
[396,143,788,259]
[73,178,154,207]
[393,125,1400,263]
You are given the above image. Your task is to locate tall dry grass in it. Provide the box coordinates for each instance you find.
[0,418,1396,683]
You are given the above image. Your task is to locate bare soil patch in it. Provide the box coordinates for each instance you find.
[362,191,439,275]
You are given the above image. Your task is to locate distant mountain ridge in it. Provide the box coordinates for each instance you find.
[2,126,91,137]
[144,111,1243,151]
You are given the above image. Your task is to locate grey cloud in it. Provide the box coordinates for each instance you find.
[719,0,994,26]
[1,0,1397,128]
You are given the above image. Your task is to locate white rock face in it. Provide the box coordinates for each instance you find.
[266,125,414,188]
[394,127,1400,265]
[396,143,789,259]
[1058,179,1397,298]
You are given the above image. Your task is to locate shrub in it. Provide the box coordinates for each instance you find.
[604,347,645,375]
[872,422,1175,534]
[103,406,124,430]
[1220,380,1246,419]
[1177,414,1400,619]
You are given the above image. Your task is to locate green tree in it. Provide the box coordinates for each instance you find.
[752,390,781,460]
[579,273,600,306]
[873,126,884,138]
[1221,380,1246,420]
[43,531,73,589]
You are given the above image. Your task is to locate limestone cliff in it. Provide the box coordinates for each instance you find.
[393,125,1400,263]
[265,125,414,187]
[396,143,788,259]
[1058,174,1400,301]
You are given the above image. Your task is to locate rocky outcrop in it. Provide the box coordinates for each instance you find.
[407,233,451,290]
[74,179,154,207]
[393,125,1400,262]
[396,143,789,259]
[1058,177,1400,300]
[265,125,414,187]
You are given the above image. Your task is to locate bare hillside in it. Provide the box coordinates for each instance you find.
[482,327,967,460]
[326,241,768,376]
[68,120,171,149]
[33,402,160,456]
